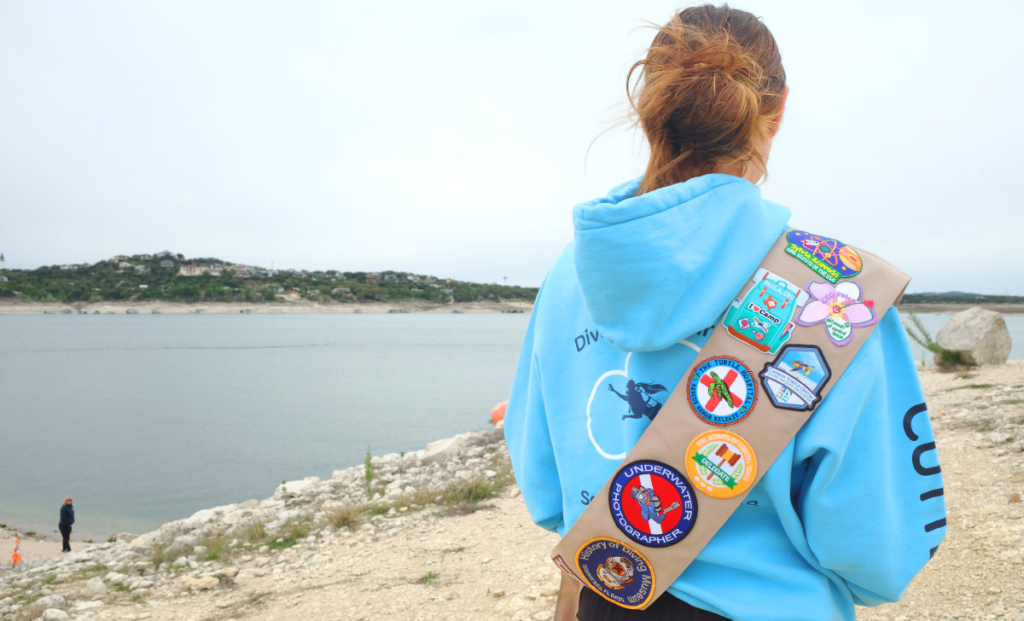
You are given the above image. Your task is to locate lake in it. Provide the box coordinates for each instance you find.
[0,313,530,540]
[1,310,1020,541]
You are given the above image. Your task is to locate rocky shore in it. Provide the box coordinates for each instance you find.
[3,364,1024,621]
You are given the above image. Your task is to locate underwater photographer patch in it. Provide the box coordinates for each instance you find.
[609,460,697,548]
[576,537,655,610]
[687,356,758,426]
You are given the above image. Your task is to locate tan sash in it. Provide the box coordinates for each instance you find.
[550,231,910,610]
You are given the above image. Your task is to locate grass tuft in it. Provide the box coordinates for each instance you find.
[324,504,363,530]
[415,571,440,585]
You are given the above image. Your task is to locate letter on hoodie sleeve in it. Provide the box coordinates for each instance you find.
[505,289,564,534]
[793,309,947,606]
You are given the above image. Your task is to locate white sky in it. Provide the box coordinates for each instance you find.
[1,1,1021,292]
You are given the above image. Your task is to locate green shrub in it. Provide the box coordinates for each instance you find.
[903,313,962,367]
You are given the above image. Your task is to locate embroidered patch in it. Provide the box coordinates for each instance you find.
[795,280,879,346]
[609,461,697,548]
[758,345,832,411]
[687,356,758,426]
[723,268,809,355]
[553,555,584,585]
[784,230,864,284]
[576,537,655,609]
[685,430,758,499]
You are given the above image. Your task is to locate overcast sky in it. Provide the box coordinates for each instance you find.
[1,1,1021,293]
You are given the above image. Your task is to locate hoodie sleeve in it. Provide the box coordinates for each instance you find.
[793,308,946,606]
[504,287,564,534]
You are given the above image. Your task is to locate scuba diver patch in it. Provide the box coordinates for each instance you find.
[759,345,832,411]
[576,537,655,610]
[723,268,809,355]
[609,461,697,548]
[687,356,757,426]
[784,230,864,283]
[685,430,757,499]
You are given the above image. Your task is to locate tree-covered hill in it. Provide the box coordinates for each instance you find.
[0,254,538,305]
[900,292,1024,305]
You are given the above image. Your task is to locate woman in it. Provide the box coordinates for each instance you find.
[59,496,75,553]
[505,6,945,621]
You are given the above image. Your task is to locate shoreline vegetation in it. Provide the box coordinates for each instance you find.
[0,299,534,315]
[0,252,538,309]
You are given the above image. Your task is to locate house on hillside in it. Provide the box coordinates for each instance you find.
[118,261,133,270]
[366,272,381,283]
[138,254,153,260]
[113,255,128,261]
[160,260,174,268]
[179,264,204,276]
[384,274,397,281]
[134,265,150,274]
[332,287,352,295]
[155,250,174,258]
[0,275,8,282]
[407,275,420,282]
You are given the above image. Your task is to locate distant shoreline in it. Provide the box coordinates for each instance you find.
[896,303,1024,315]
[4,300,1021,316]
[0,299,533,315]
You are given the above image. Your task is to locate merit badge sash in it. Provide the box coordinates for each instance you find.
[550,230,910,610]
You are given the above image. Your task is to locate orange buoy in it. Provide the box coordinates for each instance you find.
[11,537,21,567]
[491,400,508,425]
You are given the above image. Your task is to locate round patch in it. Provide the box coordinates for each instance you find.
[684,430,758,499]
[576,537,655,610]
[687,356,758,426]
[608,460,698,548]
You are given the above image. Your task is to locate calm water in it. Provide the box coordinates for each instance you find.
[1,311,1019,541]
[0,314,530,540]
[901,312,1024,364]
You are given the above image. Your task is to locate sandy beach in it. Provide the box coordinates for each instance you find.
[0,299,533,315]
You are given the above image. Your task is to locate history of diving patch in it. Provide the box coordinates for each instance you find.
[687,356,758,426]
[758,344,832,411]
[784,230,864,284]
[576,537,655,610]
[723,268,809,355]
[609,460,697,548]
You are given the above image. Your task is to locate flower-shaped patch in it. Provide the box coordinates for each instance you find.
[795,281,878,346]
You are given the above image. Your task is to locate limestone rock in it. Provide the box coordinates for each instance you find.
[105,572,126,584]
[80,576,106,598]
[935,307,1012,366]
[181,575,219,590]
[42,610,69,621]
[30,594,66,613]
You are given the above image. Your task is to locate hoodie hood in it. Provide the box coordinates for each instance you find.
[573,174,791,352]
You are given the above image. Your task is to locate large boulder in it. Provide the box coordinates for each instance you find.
[935,307,1012,366]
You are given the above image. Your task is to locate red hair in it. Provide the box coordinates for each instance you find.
[629,5,786,195]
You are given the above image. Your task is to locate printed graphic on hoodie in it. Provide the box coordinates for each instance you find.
[724,268,809,355]
[784,230,864,283]
[796,280,878,346]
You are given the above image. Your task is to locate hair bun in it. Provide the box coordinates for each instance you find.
[628,5,786,195]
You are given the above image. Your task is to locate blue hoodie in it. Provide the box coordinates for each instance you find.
[505,175,946,621]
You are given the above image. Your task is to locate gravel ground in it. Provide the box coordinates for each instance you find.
[3,362,1022,621]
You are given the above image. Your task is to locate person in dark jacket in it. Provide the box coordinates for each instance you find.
[59,496,74,552]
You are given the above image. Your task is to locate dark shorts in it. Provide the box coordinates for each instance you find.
[578,588,731,621]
